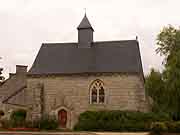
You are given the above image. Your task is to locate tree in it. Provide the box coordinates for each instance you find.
[145,68,167,113]
[156,25,180,120]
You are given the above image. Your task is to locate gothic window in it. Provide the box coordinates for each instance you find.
[90,79,105,104]
[99,87,105,103]
[91,87,97,103]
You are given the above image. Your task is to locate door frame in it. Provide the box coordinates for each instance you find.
[54,106,70,129]
[58,109,67,128]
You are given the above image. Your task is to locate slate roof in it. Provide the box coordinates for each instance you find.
[77,14,94,31]
[28,40,144,75]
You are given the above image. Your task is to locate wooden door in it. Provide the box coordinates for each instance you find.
[58,109,67,128]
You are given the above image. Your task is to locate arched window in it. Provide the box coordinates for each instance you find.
[91,87,97,103]
[99,87,105,103]
[90,79,105,104]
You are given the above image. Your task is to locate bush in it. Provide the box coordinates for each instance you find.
[1,114,58,130]
[10,109,26,121]
[38,115,59,130]
[174,121,180,132]
[10,109,27,127]
[165,121,180,133]
[74,111,171,131]
[151,122,168,133]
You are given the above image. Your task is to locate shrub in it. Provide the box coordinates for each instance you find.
[151,122,168,133]
[2,114,58,130]
[165,121,177,132]
[10,109,26,121]
[74,111,171,131]
[165,121,180,133]
[174,121,180,132]
[39,115,58,130]
[10,109,27,127]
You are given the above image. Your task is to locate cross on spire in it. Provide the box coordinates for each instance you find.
[84,8,86,15]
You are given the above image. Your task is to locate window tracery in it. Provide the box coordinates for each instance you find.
[90,79,105,104]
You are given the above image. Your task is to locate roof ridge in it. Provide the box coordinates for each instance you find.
[94,40,137,43]
[42,42,77,45]
[42,40,137,45]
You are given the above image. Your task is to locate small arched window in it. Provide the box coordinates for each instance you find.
[90,79,105,104]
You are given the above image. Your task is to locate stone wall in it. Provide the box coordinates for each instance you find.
[27,73,149,129]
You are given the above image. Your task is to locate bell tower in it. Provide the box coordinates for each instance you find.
[77,14,94,48]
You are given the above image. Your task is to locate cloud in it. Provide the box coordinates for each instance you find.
[0,0,180,78]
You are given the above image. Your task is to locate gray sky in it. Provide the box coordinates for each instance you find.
[0,0,179,78]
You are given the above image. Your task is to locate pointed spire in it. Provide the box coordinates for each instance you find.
[77,13,94,31]
[77,13,94,47]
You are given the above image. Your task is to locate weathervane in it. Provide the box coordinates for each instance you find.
[84,8,86,15]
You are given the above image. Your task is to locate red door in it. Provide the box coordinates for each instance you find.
[58,109,67,128]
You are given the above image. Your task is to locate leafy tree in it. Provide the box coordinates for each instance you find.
[145,68,167,113]
[156,25,180,120]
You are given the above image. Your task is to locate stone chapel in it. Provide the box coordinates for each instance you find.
[0,14,149,129]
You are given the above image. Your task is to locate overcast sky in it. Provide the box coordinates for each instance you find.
[0,0,179,78]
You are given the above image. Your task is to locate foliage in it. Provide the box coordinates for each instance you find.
[145,68,167,113]
[156,25,179,57]
[74,111,171,131]
[156,25,180,120]
[151,122,168,134]
[1,114,58,130]
[150,121,180,133]
[38,114,59,130]
[10,109,27,127]
[10,109,26,121]
[146,25,180,120]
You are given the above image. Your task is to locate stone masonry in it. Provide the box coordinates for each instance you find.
[26,73,149,129]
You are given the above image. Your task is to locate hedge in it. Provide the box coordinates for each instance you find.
[74,111,171,131]
[2,114,58,130]
[151,121,180,133]
[38,115,59,130]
